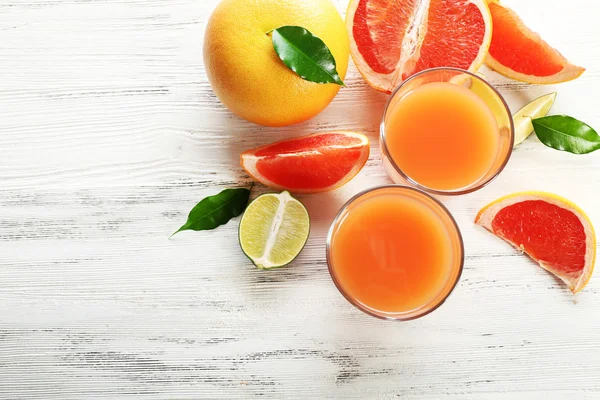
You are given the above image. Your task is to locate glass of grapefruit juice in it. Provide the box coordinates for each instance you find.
[327,186,464,320]
[381,67,514,195]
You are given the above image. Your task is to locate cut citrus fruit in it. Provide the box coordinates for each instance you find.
[513,92,557,146]
[476,192,596,293]
[241,132,370,193]
[346,0,492,93]
[239,191,310,270]
[485,1,584,84]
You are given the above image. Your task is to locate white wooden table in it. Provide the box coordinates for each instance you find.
[1,0,600,398]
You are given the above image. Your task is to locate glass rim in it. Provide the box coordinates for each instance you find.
[380,67,515,196]
[325,185,465,321]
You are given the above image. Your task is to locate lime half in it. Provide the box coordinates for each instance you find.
[239,191,310,270]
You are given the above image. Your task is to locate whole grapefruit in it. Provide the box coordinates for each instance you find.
[204,0,349,127]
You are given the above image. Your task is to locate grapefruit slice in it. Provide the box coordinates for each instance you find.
[347,0,492,93]
[485,1,585,84]
[476,192,596,293]
[241,132,370,193]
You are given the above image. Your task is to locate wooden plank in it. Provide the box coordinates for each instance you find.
[1,0,599,398]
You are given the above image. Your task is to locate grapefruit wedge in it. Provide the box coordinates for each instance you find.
[347,0,492,93]
[486,1,585,84]
[241,132,370,193]
[476,192,596,293]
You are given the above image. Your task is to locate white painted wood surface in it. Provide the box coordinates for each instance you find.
[1,0,600,398]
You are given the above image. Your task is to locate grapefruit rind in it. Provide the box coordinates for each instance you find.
[240,132,370,194]
[346,0,493,93]
[485,2,585,84]
[475,191,596,293]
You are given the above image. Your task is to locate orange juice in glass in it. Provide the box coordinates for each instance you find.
[381,67,514,195]
[327,186,463,320]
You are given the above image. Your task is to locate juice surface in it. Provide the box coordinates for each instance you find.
[330,191,455,314]
[385,82,500,191]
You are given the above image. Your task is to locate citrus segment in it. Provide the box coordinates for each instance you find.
[269,200,310,266]
[239,191,310,270]
[347,0,492,93]
[407,0,488,80]
[493,201,586,273]
[351,0,418,75]
[476,192,596,293]
[485,2,584,84]
[241,132,370,193]
[239,194,280,260]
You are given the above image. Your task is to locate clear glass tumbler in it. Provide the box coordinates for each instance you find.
[326,185,464,321]
[380,67,514,196]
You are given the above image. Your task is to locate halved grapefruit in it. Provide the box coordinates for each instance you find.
[485,1,585,84]
[476,192,596,293]
[347,0,492,93]
[241,132,370,193]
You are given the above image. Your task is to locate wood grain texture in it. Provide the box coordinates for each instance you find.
[1,0,600,398]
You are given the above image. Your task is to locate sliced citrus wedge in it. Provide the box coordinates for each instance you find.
[485,1,585,84]
[513,92,557,146]
[241,132,370,193]
[347,0,492,93]
[476,192,596,293]
[239,191,310,270]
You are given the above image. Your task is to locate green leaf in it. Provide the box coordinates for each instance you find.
[171,188,251,238]
[532,115,600,154]
[271,26,345,86]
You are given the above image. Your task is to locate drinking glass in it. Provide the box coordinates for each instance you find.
[326,185,464,321]
[380,67,514,196]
